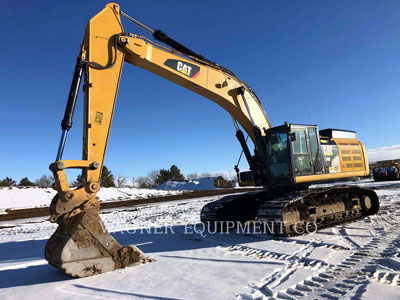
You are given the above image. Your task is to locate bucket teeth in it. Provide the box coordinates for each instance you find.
[45,204,149,277]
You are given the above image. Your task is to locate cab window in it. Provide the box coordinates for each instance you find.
[291,129,312,175]
[267,130,290,178]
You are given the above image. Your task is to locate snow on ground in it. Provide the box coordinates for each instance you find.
[0,186,185,211]
[0,181,400,299]
[154,177,223,191]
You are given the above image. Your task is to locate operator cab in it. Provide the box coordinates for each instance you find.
[239,123,359,187]
[238,123,325,187]
[264,123,323,185]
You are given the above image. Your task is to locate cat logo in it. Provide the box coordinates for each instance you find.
[177,61,192,76]
[164,59,200,79]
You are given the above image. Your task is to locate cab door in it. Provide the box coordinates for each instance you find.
[290,127,313,176]
[307,127,323,174]
[290,126,323,176]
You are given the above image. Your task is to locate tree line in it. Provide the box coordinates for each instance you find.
[0,175,54,187]
[0,164,228,188]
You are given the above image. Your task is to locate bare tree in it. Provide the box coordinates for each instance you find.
[136,176,152,188]
[35,174,54,187]
[186,173,199,181]
[131,176,135,188]
[117,175,128,188]
[147,170,160,186]
[200,172,212,178]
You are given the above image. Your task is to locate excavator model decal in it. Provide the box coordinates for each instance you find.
[164,59,200,78]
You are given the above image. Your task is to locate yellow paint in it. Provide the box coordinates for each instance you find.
[295,169,369,183]
[333,138,367,173]
[145,44,152,61]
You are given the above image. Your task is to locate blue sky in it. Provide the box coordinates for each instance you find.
[1,0,399,182]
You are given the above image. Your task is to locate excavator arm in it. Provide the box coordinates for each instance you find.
[46,3,271,277]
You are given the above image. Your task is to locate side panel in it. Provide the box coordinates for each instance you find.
[295,138,369,183]
[334,138,367,173]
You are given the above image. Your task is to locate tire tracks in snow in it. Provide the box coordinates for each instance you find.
[235,205,400,300]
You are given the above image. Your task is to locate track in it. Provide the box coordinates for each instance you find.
[0,188,262,222]
[201,186,379,236]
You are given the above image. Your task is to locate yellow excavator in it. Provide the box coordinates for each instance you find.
[45,3,379,277]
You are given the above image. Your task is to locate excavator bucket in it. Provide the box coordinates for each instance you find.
[45,196,148,277]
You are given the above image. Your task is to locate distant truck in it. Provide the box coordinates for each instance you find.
[371,159,400,181]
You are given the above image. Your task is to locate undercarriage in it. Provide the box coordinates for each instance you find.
[200,186,379,236]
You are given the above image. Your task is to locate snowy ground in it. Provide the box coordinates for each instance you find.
[154,177,223,191]
[0,186,185,212]
[0,180,399,299]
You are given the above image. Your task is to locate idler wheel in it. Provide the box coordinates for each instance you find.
[360,195,372,212]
